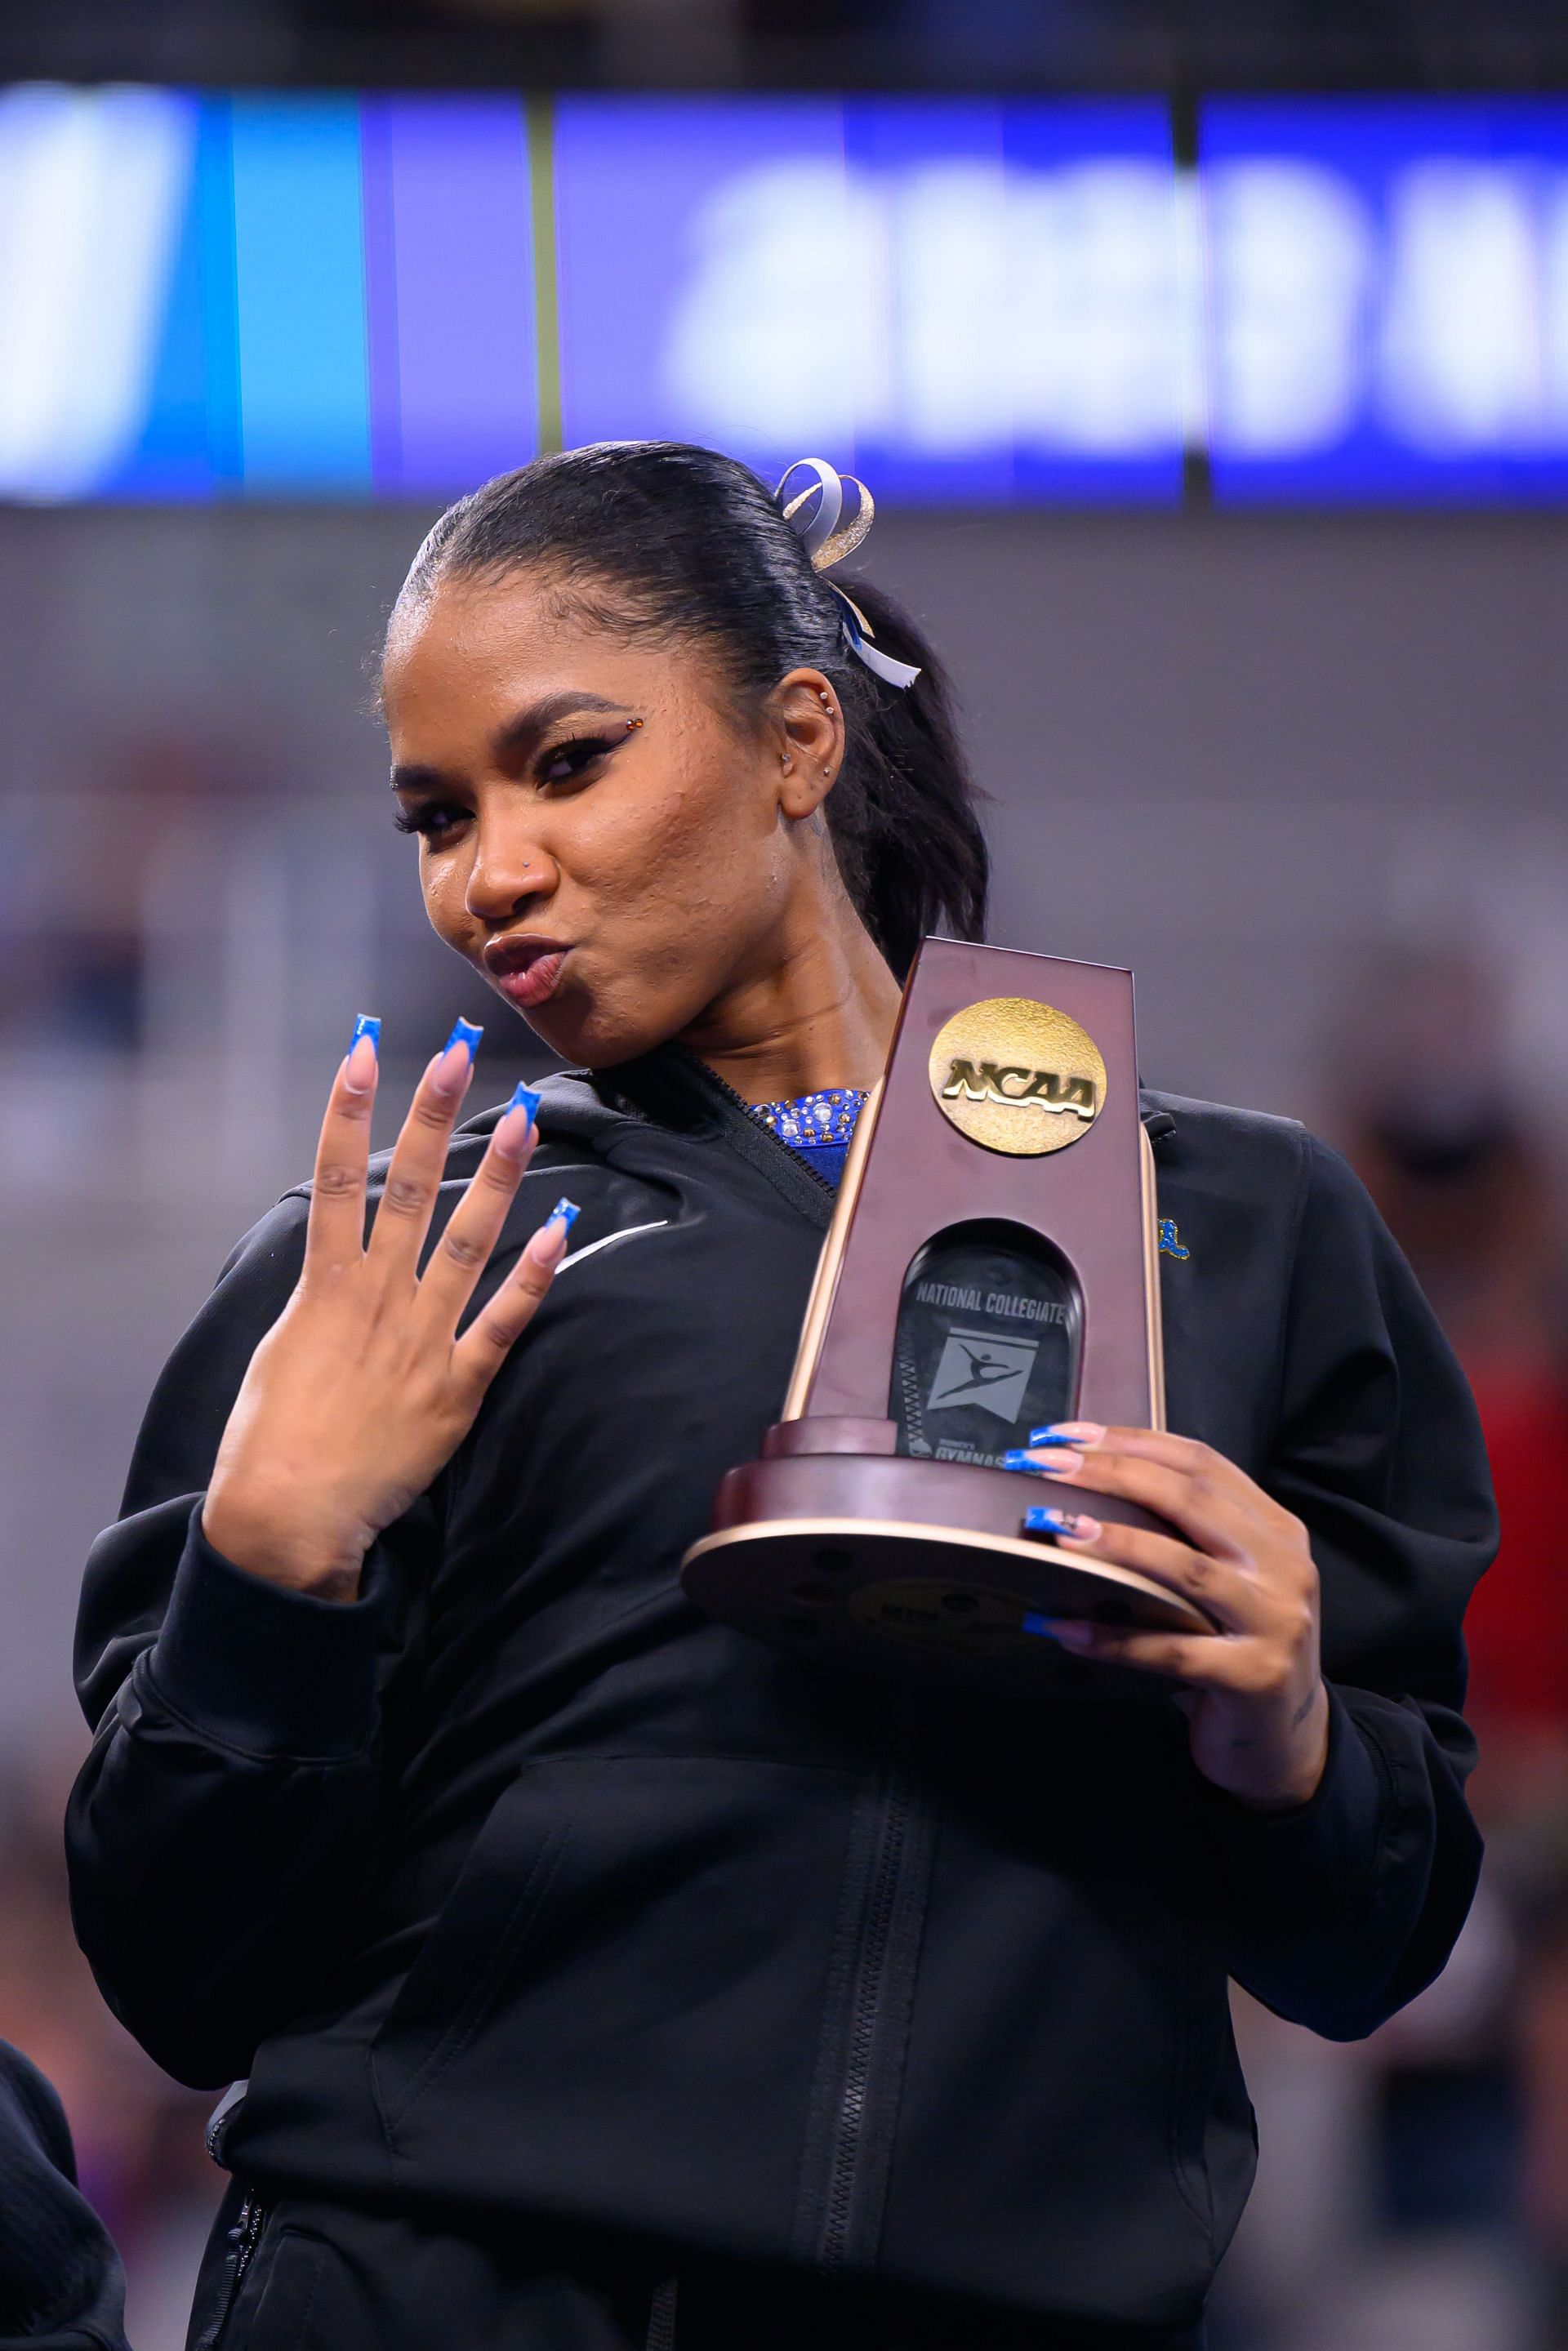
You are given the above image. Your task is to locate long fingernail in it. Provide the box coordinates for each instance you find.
[1002,1447,1080,1477]
[1050,1620,1095,1651]
[495,1082,541,1162]
[1027,1422,1105,1446]
[345,1013,380,1093]
[433,1018,483,1097]
[1024,1614,1094,1650]
[529,1196,579,1267]
[1037,1449,1083,1478]
[1023,1505,1103,1541]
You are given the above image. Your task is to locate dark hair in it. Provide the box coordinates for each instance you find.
[390,441,987,980]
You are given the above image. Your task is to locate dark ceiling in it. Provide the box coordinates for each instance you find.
[4,0,1568,91]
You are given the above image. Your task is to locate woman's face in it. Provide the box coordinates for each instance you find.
[381,568,841,1068]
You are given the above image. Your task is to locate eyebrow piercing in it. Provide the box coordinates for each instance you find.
[625,717,644,732]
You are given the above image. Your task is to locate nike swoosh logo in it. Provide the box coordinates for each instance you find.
[557,1219,670,1274]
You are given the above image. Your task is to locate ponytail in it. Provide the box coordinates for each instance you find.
[816,573,987,980]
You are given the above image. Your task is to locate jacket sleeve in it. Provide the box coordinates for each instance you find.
[1203,1133,1497,2041]
[66,1197,435,2090]
[0,2041,129,2349]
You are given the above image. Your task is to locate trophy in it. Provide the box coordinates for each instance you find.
[680,939,1214,1694]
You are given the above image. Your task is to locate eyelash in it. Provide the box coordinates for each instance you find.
[393,804,460,840]
[393,732,626,840]
[538,732,621,788]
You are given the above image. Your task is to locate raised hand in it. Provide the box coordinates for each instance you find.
[1007,1424,1330,1811]
[203,1019,575,1601]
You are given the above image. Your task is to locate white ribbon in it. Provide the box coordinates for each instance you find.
[774,457,922,691]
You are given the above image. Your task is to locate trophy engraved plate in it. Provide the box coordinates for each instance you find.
[680,939,1212,1696]
[891,1224,1081,1465]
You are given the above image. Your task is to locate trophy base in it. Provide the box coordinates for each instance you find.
[681,1441,1214,1699]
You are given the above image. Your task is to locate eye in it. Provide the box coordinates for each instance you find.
[537,733,621,791]
[393,800,469,842]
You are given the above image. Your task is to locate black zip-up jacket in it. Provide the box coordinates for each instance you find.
[0,2042,129,2349]
[68,1052,1496,2340]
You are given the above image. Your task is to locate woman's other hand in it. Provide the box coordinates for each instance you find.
[1013,1426,1331,1811]
[203,1020,573,1601]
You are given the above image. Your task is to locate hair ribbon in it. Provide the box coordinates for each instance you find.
[775,459,922,691]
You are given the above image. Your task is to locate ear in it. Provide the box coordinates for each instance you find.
[767,668,844,824]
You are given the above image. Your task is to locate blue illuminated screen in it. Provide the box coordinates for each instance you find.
[1201,99,1568,500]
[2,85,1567,504]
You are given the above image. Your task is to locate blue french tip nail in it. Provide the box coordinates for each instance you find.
[1029,1424,1085,1446]
[1022,1611,1065,1642]
[548,1197,580,1230]
[350,1013,381,1052]
[1002,1449,1040,1475]
[1023,1505,1075,1534]
[443,1017,483,1059]
[510,1082,541,1125]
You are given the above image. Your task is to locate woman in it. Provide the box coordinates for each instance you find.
[68,443,1495,2351]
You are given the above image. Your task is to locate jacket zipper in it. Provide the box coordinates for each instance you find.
[219,2197,266,2344]
[682,1047,924,2271]
[820,1771,914,2273]
[679,1053,841,1199]
[233,2197,266,2292]
[645,2276,679,2351]
[189,2193,267,2351]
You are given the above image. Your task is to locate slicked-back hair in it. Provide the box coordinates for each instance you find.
[390,441,987,980]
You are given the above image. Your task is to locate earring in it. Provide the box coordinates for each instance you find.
[781,753,793,772]
[818,691,832,708]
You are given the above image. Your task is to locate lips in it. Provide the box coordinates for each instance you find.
[483,935,572,1012]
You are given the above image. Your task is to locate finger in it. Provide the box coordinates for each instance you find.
[1004,1441,1250,1560]
[302,1015,381,1280]
[1021,1504,1245,1630]
[1025,1420,1260,1503]
[1029,1423,1295,1531]
[416,1084,541,1332]
[365,1019,482,1277]
[1029,1423,1215,1475]
[453,1196,580,1388]
[1030,1621,1244,1687]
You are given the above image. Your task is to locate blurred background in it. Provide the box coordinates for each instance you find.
[2,2,1568,2346]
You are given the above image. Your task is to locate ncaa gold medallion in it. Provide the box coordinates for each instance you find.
[928,996,1107,1156]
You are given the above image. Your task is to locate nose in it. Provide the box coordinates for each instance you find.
[463,812,559,928]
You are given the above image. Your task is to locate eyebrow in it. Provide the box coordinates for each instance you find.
[390,691,630,792]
